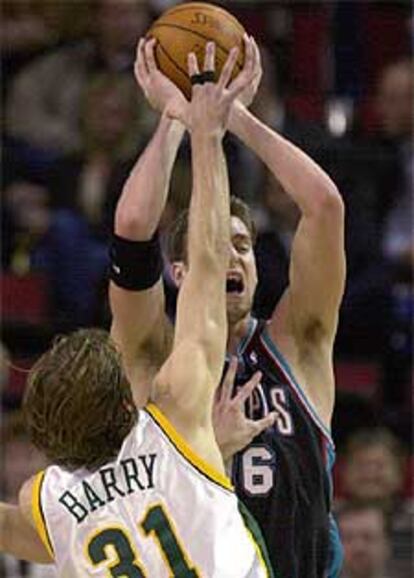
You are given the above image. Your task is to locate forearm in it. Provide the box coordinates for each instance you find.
[0,503,52,563]
[115,111,185,239]
[229,103,340,216]
[189,131,230,268]
[166,131,231,403]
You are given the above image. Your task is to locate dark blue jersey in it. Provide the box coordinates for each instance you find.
[229,318,343,578]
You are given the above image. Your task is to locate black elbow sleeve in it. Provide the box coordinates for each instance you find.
[109,232,163,291]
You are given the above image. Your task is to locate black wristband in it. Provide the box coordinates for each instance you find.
[109,232,163,291]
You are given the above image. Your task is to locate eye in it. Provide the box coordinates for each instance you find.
[237,243,251,254]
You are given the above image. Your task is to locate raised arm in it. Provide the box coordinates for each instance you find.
[229,42,345,345]
[109,39,186,404]
[154,41,257,428]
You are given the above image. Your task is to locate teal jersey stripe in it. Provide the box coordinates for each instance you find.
[225,317,258,364]
[237,317,258,355]
[260,327,334,448]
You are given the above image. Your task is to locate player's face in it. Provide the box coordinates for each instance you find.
[171,216,258,325]
[225,216,258,324]
[344,445,402,501]
[339,510,389,578]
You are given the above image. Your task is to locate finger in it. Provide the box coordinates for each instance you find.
[251,411,277,435]
[188,51,200,77]
[226,56,256,101]
[237,34,254,78]
[220,356,238,404]
[251,36,262,80]
[217,46,239,91]
[135,40,148,88]
[242,35,255,78]
[232,371,262,406]
[203,41,216,73]
[144,37,158,73]
[224,38,255,101]
[188,51,202,95]
[251,36,262,70]
[138,38,149,75]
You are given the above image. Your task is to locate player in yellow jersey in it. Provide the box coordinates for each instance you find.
[0,41,273,577]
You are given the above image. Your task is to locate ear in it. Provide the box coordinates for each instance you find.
[170,261,186,288]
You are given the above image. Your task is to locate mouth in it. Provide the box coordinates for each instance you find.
[226,272,244,295]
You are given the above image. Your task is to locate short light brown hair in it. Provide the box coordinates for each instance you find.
[166,195,257,263]
[336,500,391,537]
[344,428,407,469]
[23,329,137,471]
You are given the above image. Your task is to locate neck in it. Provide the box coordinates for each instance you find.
[227,314,253,355]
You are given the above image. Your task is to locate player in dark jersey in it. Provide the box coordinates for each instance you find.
[220,321,343,576]
[110,36,345,578]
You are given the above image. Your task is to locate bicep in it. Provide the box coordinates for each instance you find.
[288,200,346,341]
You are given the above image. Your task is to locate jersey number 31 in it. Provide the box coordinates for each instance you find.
[87,502,199,577]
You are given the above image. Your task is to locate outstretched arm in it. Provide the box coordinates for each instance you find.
[229,46,345,345]
[110,114,181,403]
[110,39,186,404]
[154,41,257,430]
[113,39,186,241]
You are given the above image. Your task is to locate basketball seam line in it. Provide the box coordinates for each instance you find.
[151,23,243,73]
[157,41,190,83]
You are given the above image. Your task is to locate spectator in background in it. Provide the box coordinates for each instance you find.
[333,59,412,364]
[0,342,10,395]
[376,59,412,141]
[376,58,412,281]
[231,43,333,203]
[1,0,58,100]
[1,178,52,274]
[1,1,55,55]
[2,71,147,331]
[37,72,148,329]
[337,502,391,578]
[340,428,412,577]
[342,429,407,505]
[374,59,413,411]
[5,0,151,159]
[252,170,292,319]
[49,72,147,228]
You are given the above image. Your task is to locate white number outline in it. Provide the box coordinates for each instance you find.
[240,444,275,497]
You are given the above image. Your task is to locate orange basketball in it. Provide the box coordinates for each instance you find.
[147,2,246,99]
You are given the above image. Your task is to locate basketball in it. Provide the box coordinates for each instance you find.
[147,2,246,99]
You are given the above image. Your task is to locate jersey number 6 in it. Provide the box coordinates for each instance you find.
[241,445,275,496]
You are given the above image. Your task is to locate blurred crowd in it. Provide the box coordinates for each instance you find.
[1,1,412,577]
